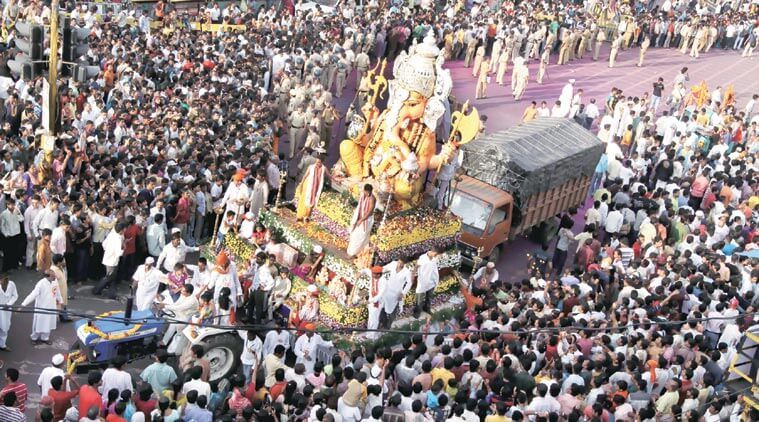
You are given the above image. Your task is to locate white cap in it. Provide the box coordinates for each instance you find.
[145,257,155,265]
[52,353,65,366]
[569,78,576,84]
[312,245,323,254]
[486,262,495,269]
[245,212,255,219]
[171,228,181,234]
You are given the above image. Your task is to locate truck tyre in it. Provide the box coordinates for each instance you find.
[203,333,243,383]
[487,246,501,265]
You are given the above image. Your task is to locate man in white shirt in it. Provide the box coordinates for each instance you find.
[293,328,333,373]
[262,327,291,357]
[379,258,413,329]
[23,195,42,268]
[100,355,133,396]
[160,284,200,346]
[94,223,125,299]
[415,247,441,316]
[50,217,70,257]
[146,214,166,258]
[0,198,24,271]
[157,231,199,273]
[33,198,60,235]
[240,331,263,387]
[38,354,67,396]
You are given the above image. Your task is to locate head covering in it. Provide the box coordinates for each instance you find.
[232,168,247,182]
[64,408,80,422]
[303,322,317,331]
[371,266,383,275]
[145,257,155,265]
[307,284,319,297]
[215,250,230,267]
[342,379,363,407]
[569,78,576,84]
[52,353,65,366]
[486,262,495,269]
[245,212,255,219]
[312,245,323,254]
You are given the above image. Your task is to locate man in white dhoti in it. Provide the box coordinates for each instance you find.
[21,271,63,344]
[293,326,333,373]
[347,184,376,258]
[221,170,250,223]
[0,275,18,351]
[379,258,413,329]
[132,257,164,311]
[558,79,575,117]
[366,266,384,339]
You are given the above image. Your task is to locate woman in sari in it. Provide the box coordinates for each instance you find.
[22,163,40,200]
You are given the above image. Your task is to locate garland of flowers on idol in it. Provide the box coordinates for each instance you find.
[82,310,143,341]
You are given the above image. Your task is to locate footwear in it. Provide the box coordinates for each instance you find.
[31,339,40,345]
[0,346,11,352]
[43,340,53,345]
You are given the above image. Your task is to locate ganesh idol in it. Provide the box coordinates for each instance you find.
[337,33,458,209]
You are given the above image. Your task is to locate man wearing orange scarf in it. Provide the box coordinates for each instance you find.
[347,184,376,257]
[294,159,328,221]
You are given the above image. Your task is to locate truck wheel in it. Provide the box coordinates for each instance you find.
[204,334,243,383]
[487,246,501,264]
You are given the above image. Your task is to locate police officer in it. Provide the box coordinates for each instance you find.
[335,56,349,98]
[321,102,339,149]
[355,50,370,88]
[289,103,307,159]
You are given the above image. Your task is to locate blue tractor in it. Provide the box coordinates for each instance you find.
[69,307,243,383]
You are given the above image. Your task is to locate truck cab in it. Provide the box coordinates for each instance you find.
[449,175,513,266]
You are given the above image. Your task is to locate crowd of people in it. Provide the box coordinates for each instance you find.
[0,0,756,421]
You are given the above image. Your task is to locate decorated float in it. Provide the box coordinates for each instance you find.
[217,33,482,331]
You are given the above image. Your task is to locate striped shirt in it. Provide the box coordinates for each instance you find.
[0,382,28,413]
[0,405,26,422]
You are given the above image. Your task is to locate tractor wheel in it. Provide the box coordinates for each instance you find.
[203,333,243,383]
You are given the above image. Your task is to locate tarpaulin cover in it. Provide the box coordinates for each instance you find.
[460,117,604,206]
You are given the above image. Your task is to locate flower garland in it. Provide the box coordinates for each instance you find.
[66,351,87,375]
[314,192,354,228]
[372,209,461,252]
[83,310,144,341]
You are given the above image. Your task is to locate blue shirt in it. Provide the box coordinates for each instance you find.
[140,362,178,395]
[183,406,213,422]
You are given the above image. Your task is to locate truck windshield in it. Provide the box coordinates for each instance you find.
[449,191,492,237]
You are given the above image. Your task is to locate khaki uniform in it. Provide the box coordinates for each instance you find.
[320,107,338,148]
[334,59,349,98]
[464,38,478,67]
[490,38,503,73]
[472,45,486,76]
[558,35,571,65]
[288,110,307,158]
[475,59,489,99]
[609,36,622,68]
[354,52,370,87]
[679,25,692,53]
[594,30,606,61]
[638,36,650,67]
[577,29,590,59]
[537,49,549,84]
[496,51,510,85]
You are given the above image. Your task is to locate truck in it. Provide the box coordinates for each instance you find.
[449,117,604,266]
